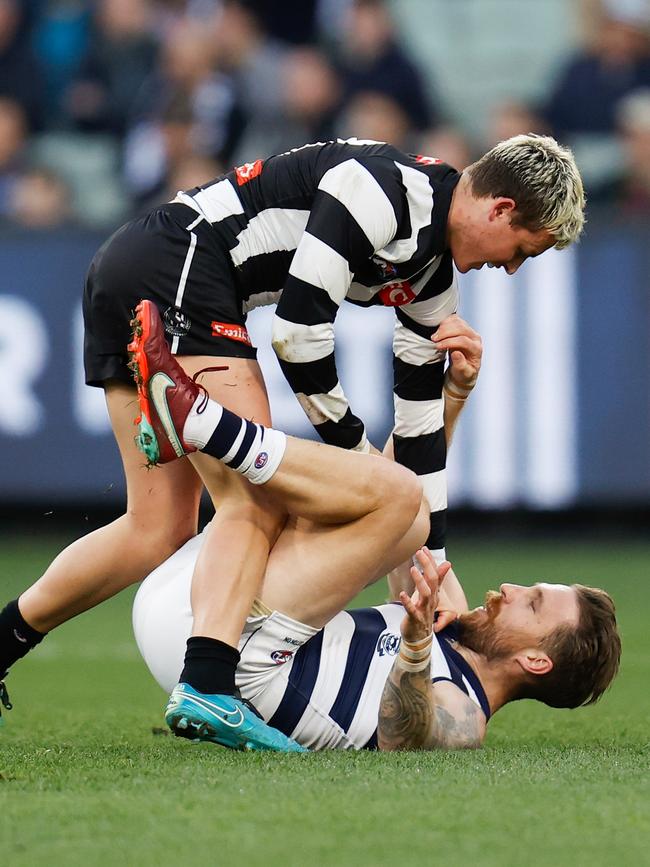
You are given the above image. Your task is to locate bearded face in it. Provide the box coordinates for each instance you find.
[457,590,532,660]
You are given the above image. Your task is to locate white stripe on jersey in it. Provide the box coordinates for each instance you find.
[290,612,357,750]
[392,320,446,366]
[289,231,352,304]
[295,383,349,426]
[419,469,448,512]
[393,394,444,437]
[377,162,434,263]
[272,317,334,363]
[189,179,244,224]
[230,208,310,268]
[318,160,398,250]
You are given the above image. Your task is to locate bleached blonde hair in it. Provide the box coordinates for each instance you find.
[468,134,585,248]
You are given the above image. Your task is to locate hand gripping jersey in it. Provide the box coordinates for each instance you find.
[174,139,461,551]
[133,534,489,751]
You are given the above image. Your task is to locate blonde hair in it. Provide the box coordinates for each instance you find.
[468,134,585,249]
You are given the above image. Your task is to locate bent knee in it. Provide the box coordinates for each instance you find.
[375,461,423,521]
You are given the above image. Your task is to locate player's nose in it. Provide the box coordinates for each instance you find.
[499,583,519,601]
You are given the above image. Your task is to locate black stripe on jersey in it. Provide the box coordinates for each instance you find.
[329,608,388,732]
[314,411,366,449]
[362,730,378,750]
[395,306,437,340]
[234,250,296,300]
[307,192,375,264]
[267,629,324,737]
[438,627,491,719]
[275,275,340,325]
[278,354,339,396]
[354,155,411,241]
[411,253,454,303]
[393,429,446,475]
[393,356,445,402]
[426,510,447,551]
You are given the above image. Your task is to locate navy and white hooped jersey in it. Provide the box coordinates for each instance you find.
[174,139,461,550]
[245,603,491,751]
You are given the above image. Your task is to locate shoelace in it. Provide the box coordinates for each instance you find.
[191,366,229,415]
[0,680,12,719]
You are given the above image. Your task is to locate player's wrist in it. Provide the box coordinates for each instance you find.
[399,632,433,672]
[443,369,476,402]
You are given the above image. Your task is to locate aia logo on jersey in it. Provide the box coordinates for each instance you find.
[378,280,416,307]
[235,159,263,185]
[415,154,441,166]
[271,649,294,665]
[211,321,252,346]
[376,633,401,657]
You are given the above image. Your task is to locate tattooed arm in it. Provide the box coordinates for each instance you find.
[378,664,486,751]
[378,545,486,750]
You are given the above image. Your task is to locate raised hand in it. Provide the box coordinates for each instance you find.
[399,547,452,643]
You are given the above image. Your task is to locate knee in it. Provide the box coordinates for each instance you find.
[375,461,423,527]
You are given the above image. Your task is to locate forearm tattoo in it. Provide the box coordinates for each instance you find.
[378,659,483,751]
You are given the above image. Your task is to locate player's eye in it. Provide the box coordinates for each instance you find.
[530,601,536,613]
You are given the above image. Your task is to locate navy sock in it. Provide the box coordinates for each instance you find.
[180,637,240,695]
[0,599,45,676]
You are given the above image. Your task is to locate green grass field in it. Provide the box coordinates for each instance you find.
[1,532,648,867]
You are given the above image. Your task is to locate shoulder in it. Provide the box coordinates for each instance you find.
[428,680,487,750]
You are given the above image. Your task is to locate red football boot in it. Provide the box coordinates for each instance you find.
[128,300,203,467]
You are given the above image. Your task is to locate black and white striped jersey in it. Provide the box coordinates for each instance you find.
[175,139,461,550]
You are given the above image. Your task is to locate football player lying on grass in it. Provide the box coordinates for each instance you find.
[130,305,621,751]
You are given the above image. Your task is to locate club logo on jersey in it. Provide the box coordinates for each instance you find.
[373,256,397,279]
[378,280,416,307]
[271,649,294,665]
[211,321,252,346]
[376,632,401,657]
[254,451,268,470]
[235,159,264,185]
[415,154,441,166]
[163,306,191,337]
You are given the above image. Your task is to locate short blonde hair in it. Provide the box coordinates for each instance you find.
[468,134,586,249]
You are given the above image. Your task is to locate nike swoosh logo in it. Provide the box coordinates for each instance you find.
[182,694,245,728]
[149,372,186,458]
[13,629,27,643]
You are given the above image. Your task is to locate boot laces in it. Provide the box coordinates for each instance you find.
[191,366,229,415]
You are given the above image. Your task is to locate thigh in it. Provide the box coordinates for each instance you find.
[259,503,428,628]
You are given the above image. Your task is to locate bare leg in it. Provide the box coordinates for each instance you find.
[260,496,430,628]
[174,357,286,648]
[19,382,202,633]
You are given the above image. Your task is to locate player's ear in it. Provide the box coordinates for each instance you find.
[515,648,553,677]
[489,197,516,221]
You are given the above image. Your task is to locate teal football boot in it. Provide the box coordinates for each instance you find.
[165,683,307,752]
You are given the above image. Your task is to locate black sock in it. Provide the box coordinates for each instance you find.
[0,599,46,676]
[180,637,240,695]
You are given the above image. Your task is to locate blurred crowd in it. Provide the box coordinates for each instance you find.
[1,0,650,230]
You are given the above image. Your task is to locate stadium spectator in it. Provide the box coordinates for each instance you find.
[334,0,438,131]
[417,125,474,172]
[0,97,28,220]
[485,101,551,149]
[543,0,650,137]
[129,336,621,751]
[31,0,92,128]
[0,0,43,130]
[64,0,159,135]
[9,167,72,228]
[336,91,411,150]
[592,87,650,211]
[232,45,340,161]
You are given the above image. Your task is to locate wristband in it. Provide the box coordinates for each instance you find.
[399,632,433,672]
